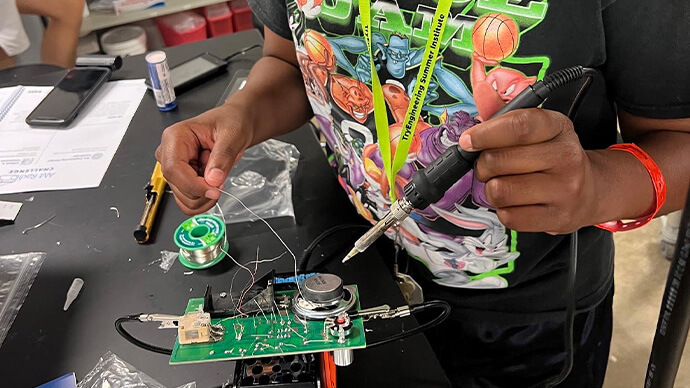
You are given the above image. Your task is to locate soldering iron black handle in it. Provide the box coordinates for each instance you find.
[403,66,591,210]
[406,146,475,209]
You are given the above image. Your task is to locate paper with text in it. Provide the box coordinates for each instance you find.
[0,79,147,194]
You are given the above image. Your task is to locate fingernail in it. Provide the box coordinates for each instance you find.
[205,189,220,200]
[459,133,473,151]
[207,168,225,185]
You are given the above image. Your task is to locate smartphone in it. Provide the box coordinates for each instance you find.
[145,52,228,94]
[25,67,111,127]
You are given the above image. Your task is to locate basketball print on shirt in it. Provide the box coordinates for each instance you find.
[472,13,519,61]
[288,0,551,289]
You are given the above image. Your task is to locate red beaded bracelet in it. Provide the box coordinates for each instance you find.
[595,143,666,232]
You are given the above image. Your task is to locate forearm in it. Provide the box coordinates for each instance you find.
[588,122,690,224]
[222,55,312,146]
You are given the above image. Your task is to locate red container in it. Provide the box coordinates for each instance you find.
[229,0,254,32]
[201,3,234,37]
[155,11,207,46]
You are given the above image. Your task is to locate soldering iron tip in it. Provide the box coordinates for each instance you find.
[342,248,359,263]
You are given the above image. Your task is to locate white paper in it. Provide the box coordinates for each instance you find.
[0,86,18,107]
[0,201,22,221]
[0,79,147,194]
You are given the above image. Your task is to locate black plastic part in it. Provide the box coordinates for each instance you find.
[233,354,318,387]
[490,84,546,117]
[645,184,690,388]
[202,270,276,318]
[133,225,148,242]
[543,66,585,91]
[204,284,215,312]
[75,55,123,71]
[406,145,476,209]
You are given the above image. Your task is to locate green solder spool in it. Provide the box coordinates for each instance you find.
[174,214,228,269]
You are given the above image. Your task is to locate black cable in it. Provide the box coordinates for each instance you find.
[298,224,371,271]
[223,44,263,63]
[645,185,690,388]
[115,315,173,356]
[365,300,451,349]
[544,69,595,387]
[566,68,597,119]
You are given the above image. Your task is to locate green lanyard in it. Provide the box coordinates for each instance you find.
[359,0,453,201]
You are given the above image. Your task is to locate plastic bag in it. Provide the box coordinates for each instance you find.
[212,139,300,224]
[78,351,195,388]
[158,250,178,272]
[0,252,46,349]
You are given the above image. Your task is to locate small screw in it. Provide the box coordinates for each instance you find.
[220,292,227,298]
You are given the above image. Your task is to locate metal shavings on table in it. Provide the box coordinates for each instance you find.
[22,214,56,234]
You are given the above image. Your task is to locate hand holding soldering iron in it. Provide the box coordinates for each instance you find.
[462,108,611,235]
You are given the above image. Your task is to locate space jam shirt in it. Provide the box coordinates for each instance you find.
[248,0,690,314]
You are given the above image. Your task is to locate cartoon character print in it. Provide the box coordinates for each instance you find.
[287,4,552,289]
[471,52,536,121]
[295,0,322,19]
[287,1,305,43]
[328,33,478,120]
[297,52,330,109]
[330,75,374,124]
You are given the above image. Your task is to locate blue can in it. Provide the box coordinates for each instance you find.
[145,51,177,111]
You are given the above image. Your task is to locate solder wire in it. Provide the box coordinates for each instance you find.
[234,251,286,314]
[177,213,227,265]
[238,248,262,311]
[227,263,249,317]
[218,189,305,300]
[179,241,224,264]
[214,191,307,346]
[213,203,253,318]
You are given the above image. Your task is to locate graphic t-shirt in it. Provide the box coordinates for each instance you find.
[248,0,690,315]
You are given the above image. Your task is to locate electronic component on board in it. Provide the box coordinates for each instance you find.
[178,311,224,345]
[117,271,450,374]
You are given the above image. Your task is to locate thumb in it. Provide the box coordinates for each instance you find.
[204,133,241,189]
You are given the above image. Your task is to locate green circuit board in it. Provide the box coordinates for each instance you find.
[169,287,366,364]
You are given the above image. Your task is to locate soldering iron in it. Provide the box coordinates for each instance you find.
[343,66,597,262]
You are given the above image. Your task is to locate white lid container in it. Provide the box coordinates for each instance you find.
[77,32,100,56]
[100,25,147,56]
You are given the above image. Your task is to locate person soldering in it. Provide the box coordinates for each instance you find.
[156,1,690,387]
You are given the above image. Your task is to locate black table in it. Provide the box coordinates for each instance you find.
[0,31,450,388]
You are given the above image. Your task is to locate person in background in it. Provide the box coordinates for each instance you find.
[0,0,85,70]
